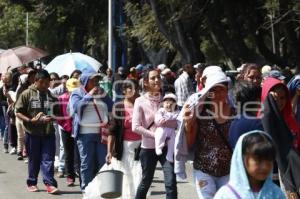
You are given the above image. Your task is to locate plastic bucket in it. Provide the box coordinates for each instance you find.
[98,170,123,198]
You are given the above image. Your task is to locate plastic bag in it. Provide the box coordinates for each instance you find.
[84,160,121,199]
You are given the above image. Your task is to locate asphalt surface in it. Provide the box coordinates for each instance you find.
[0,143,198,199]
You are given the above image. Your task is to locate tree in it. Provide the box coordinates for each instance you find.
[0,0,39,49]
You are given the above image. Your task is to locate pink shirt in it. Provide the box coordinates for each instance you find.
[57,93,72,132]
[132,93,161,149]
[123,103,141,141]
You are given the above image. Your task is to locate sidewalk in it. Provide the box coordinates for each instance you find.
[0,143,197,199]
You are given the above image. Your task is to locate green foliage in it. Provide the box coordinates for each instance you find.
[124,2,172,50]
[0,0,39,48]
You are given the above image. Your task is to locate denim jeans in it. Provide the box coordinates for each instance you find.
[193,169,229,199]
[76,133,107,190]
[0,114,6,139]
[135,148,177,199]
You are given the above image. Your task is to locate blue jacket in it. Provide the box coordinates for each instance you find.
[214,131,285,199]
[229,114,263,148]
[287,75,300,123]
[68,73,113,138]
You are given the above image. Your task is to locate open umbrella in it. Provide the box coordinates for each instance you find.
[45,52,102,77]
[0,45,48,73]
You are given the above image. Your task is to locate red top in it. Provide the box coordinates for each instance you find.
[123,103,141,141]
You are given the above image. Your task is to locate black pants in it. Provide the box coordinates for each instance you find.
[135,148,177,199]
[61,129,75,180]
[9,123,17,148]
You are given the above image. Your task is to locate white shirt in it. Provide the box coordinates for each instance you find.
[80,98,108,134]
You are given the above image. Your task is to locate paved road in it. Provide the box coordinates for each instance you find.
[0,144,198,199]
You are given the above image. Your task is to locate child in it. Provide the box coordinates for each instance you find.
[154,93,179,162]
[214,131,285,199]
[57,78,80,186]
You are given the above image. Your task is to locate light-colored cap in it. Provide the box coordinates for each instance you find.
[157,64,167,71]
[261,65,272,74]
[161,68,172,75]
[163,93,177,101]
[204,71,228,91]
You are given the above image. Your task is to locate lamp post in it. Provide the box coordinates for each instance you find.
[26,12,29,46]
[270,12,276,54]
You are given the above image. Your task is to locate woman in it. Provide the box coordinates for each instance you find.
[106,79,142,199]
[132,69,177,199]
[238,63,262,86]
[183,71,234,199]
[68,72,113,192]
[261,77,300,198]
[57,78,80,186]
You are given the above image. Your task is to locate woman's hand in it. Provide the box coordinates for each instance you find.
[106,152,113,164]
[183,104,194,120]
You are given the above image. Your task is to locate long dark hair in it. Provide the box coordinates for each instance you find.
[142,68,161,93]
[239,63,261,80]
[242,132,276,161]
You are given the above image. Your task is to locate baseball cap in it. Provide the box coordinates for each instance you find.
[161,68,172,75]
[268,70,286,80]
[66,78,80,92]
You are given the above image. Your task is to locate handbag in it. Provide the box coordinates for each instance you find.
[92,100,109,144]
[134,121,155,160]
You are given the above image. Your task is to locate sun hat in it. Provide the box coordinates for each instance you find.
[202,65,222,78]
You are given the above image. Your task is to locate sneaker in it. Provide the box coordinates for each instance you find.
[17,152,23,160]
[66,177,75,186]
[27,185,39,192]
[46,185,59,194]
[24,159,28,164]
[9,147,16,155]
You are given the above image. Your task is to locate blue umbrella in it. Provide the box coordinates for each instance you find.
[45,52,102,77]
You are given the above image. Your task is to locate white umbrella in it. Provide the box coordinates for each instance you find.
[45,52,102,77]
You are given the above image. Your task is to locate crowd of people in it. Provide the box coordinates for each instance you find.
[0,62,300,199]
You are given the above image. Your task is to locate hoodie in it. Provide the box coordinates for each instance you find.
[68,73,113,138]
[261,77,300,196]
[260,77,300,151]
[214,131,285,199]
[14,85,59,136]
[287,75,300,123]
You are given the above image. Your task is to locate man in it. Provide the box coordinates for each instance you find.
[161,68,175,95]
[174,63,195,109]
[15,70,60,194]
[0,73,11,153]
